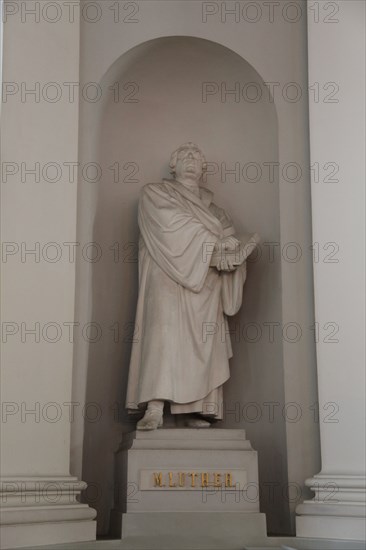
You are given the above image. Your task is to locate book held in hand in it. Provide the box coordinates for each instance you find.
[210,233,260,267]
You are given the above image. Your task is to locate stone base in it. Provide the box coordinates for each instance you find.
[296,474,366,541]
[296,512,366,542]
[0,476,97,549]
[119,511,267,548]
[19,535,366,550]
[112,428,266,545]
[0,520,96,550]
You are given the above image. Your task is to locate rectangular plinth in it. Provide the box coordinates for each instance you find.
[121,428,250,449]
[296,515,366,541]
[120,511,267,548]
[112,428,265,542]
[116,428,259,513]
[0,520,96,549]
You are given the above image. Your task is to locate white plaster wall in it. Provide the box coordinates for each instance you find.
[1,1,80,477]
[295,2,365,540]
[307,0,365,476]
[72,0,318,536]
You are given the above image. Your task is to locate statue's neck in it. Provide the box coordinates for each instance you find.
[176,178,200,196]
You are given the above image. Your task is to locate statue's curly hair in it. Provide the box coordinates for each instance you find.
[169,142,207,177]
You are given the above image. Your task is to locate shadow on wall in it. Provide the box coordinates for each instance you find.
[79,36,288,536]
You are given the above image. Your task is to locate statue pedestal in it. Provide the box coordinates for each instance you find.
[111,429,267,547]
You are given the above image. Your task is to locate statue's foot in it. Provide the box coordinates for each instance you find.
[137,409,163,431]
[185,416,211,428]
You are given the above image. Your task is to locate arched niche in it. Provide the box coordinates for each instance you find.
[80,36,289,535]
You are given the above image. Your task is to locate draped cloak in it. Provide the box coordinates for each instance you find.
[126,179,247,419]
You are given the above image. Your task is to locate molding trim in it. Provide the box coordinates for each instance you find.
[296,474,366,541]
[0,476,96,549]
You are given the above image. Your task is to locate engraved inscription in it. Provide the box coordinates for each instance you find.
[139,469,247,491]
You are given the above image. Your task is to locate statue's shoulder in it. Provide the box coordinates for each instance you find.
[141,181,173,197]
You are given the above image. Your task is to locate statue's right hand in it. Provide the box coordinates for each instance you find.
[216,258,236,272]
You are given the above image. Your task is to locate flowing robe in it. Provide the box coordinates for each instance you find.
[126,179,247,419]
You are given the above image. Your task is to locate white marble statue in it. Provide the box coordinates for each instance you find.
[126,143,252,430]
